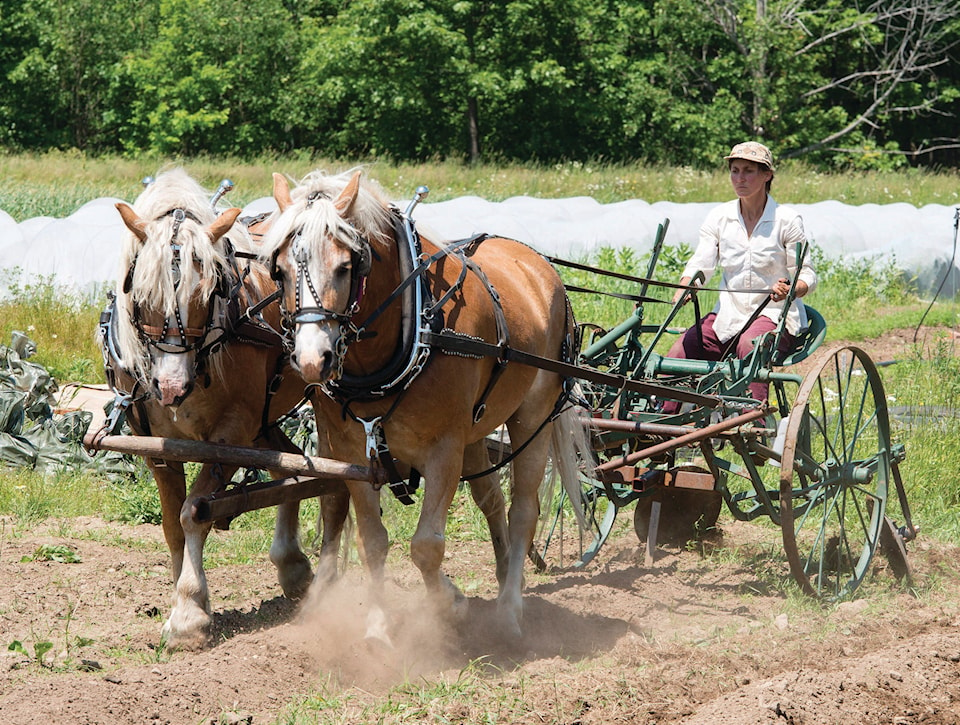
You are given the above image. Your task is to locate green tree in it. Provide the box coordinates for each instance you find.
[700,0,960,168]
[117,0,300,156]
[1,0,148,150]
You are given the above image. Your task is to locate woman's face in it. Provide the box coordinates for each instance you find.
[729,159,772,199]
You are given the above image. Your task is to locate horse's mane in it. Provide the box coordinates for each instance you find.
[113,167,254,382]
[260,167,396,262]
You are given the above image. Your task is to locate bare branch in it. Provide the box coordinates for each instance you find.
[819,142,960,158]
[801,58,950,99]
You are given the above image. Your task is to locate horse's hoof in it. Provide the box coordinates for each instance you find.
[500,613,523,639]
[363,607,394,649]
[160,620,211,651]
[276,553,313,600]
[162,603,212,650]
[497,597,523,639]
[432,574,469,623]
[449,591,470,623]
[363,632,394,651]
[312,557,340,590]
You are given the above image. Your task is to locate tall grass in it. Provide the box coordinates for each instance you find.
[0,272,103,384]
[882,340,960,542]
[1,151,959,219]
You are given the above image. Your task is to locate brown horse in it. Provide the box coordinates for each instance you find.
[261,168,590,639]
[102,168,351,648]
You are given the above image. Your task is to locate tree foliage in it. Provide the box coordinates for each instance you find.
[0,0,957,168]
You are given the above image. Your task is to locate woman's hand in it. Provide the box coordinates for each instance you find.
[770,278,791,301]
[770,278,809,302]
[673,276,693,305]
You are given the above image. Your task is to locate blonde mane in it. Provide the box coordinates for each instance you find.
[113,167,254,383]
[260,167,396,262]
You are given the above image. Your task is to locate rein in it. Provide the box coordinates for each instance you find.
[547,255,777,297]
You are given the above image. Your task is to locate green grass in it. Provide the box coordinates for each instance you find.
[0,468,112,523]
[276,660,529,724]
[0,272,104,384]
[1,151,959,220]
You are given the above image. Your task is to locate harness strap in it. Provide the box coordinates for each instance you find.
[458,255,511,423]
[224,289,285,348]
[564,284,664,304]
[320,391,420,505]
[349,231,489,340]
[140,324,207,340]
[462,385,573,482]
[369,423,419,505]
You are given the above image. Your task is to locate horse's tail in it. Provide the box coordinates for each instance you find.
[543,388,596,532]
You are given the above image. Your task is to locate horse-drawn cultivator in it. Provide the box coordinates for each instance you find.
[530,219,916,600]
[83,170,917,647]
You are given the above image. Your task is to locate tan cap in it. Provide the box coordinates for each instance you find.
[724,141,775,172]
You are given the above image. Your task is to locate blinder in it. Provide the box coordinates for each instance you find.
[356,242,372,277]
[269,247,284,281]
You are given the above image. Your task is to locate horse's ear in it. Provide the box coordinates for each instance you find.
[208,207,242,243]
[273,173,293,213]
[333,171,362,215]
[116,202,147,243]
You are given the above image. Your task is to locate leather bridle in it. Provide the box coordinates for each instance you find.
[124,207,241,368]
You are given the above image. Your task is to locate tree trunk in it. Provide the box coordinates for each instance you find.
[468,96,481,164]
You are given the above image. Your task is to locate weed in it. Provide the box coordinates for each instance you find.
[21,543,81,563]
[8,638,54,668]
[141,636,173,665]
[108,468,162,525]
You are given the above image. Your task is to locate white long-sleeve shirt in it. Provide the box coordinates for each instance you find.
[681,196,818,342]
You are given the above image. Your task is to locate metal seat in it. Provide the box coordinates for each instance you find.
[774,305,827,366]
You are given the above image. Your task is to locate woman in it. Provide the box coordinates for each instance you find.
[665,141,817,407]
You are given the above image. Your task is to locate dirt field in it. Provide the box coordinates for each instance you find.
[1,329,958,725]
[1,513,957,725]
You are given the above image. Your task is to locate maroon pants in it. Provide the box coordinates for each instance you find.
[661,313,795,412]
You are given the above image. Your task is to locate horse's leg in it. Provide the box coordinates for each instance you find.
[260,427,314,600]
[151,459,188,616]
[328,480,391,646]
[499,421,553,637]
[300,421,354,592]
[313,486,351,588]
[462,439,509,590]
[166,462,239,649]
[268,495,313,600]
[411,443,467,620]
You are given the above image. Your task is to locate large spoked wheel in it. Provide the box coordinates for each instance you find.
[779,344,892,599]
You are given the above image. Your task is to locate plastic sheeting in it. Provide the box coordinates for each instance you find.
[0,331,133,477]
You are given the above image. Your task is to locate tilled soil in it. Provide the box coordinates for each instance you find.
[1,327,958,725]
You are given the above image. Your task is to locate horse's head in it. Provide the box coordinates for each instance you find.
[263,169,391,384]
[114,168,245,407]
